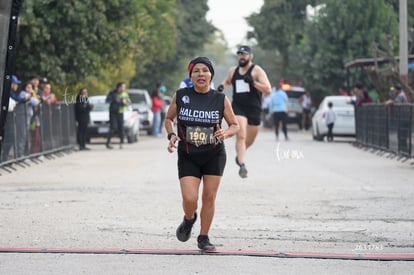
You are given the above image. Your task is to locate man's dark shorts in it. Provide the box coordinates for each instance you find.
[232,102,261,126]
[178,148,226,179]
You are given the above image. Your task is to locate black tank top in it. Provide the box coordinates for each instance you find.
[231,64,262,112]
[176,87,225,154]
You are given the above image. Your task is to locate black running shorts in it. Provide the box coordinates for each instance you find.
[177,147,227,179]
[232,102,261,126]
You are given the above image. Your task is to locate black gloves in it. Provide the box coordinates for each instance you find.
[217,84,224,92]
[243,75,254,85]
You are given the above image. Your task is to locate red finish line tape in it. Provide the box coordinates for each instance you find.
[0,248,413,261]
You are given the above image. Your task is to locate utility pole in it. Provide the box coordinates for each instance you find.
[399,0,408,84]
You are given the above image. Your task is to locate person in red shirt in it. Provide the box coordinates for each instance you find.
[151,88,164,136]
[42,83,58,104]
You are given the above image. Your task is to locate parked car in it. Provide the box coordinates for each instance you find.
[86,95,140,143]
[283,84,306,128]
[311,95,356,141]
[126,89,153,135]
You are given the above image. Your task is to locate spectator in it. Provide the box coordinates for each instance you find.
[269,84,289,141]
[39,81,56,151]
[261,93,272,128]
[356,90,373,107]
[42,83,58,104]
[75,88,93,150]
[385,84,409,151]
[105,82,130,149]
[385,84,408,105]
[13,82,33,157]
[38,77,48,101]
[367,87,380,103]
[151,84,164,137]
[298,90,313,130]
[325,102,336,142]
[29,76,43,100]
[159,84,168,134]
[29,84,41,154]
[349,83,363,106]
[1,75,19,162]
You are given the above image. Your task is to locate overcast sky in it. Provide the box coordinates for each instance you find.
[207,0,264,50]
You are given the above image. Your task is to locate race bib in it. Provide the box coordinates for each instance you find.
[235,79,250,93]
[186,126,215,147]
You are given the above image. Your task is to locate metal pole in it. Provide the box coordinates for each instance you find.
[399,0,408,84]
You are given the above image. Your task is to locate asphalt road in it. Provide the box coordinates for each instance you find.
[0,127,413,274]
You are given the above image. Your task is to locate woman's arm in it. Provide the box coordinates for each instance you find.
[165,93,180,153]
[215,96,239,141]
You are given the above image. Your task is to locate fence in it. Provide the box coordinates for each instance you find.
[355,104,414,158]
[0,102,76,165]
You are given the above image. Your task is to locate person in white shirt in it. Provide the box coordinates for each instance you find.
[325,101,336,142]
[298,90,312,130]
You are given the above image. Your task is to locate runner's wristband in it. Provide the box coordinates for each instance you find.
[167,132,177,140]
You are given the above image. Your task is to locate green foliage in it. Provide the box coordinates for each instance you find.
[130,0,215,94]
[301,0,398,97]
[247,0,317,74]
[247,0,401,101]
[15,0,176,96]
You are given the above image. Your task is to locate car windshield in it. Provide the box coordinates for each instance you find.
[129,93,146,104]
[89,98,108,112]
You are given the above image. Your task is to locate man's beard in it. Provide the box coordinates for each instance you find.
[238,58,249,67]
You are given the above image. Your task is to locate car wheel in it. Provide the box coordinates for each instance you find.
[126,129,134,144]
[314,125,324,141]
[134,126,139,142]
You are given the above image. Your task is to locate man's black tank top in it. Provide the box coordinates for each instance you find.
[176,87,225,154]
[231,64,262,112]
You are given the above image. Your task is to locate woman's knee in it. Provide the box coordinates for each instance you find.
[182,192,198,205]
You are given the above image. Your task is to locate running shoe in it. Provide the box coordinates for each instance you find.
[176,213,197,242]
[197,235,216,251]
[236,156,248,178]
[239,164,248,178]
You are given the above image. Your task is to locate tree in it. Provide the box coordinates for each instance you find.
[300,0,398,97]
[15,0,176,95]
[247,0,317,75]
[130,0,215,93]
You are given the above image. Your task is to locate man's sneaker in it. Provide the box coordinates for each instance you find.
[239,164,248,178]
[176,213,197,242]
[236,156,248,178]
[106,143,113,149]
[197,235,216,252]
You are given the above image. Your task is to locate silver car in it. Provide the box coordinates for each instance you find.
[86,95,140,143]
[312,95,356,141]
[126,89,154,135]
